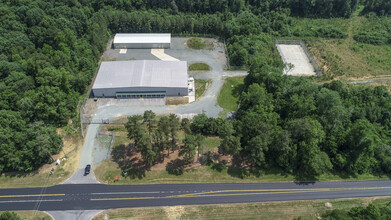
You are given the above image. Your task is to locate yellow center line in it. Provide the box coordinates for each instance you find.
[90,190,324,201]
[0,194,65,198]
[90,186,391,201]
[178,188,330,197]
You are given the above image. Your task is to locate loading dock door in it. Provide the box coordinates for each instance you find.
[116,91,166,99]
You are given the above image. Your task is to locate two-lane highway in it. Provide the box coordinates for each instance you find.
[1,180,391,211]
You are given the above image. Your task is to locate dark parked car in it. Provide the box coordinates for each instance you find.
[85,164,91,175]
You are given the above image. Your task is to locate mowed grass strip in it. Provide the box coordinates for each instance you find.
[217,76,245,112]
[195,79,211,100]
[95,158,390,185]
[14,211,52,220]
[92,196,391,220]
[189,63,210,71]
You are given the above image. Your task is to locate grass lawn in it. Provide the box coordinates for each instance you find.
[189,62,210,71]
[217,76,245,112]
[195,79,211,100]
[93,196,391,220]
[13,211,52,220]
[203,136,221,152]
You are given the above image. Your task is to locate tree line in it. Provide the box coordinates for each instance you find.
[97,0,359,18]
[362,0,391,16]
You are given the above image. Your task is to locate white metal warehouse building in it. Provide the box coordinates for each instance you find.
[113,33,171,49]
[92,60,188,98]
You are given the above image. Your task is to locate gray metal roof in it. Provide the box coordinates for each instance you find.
[92,60,188,89]
[113,33,171,44]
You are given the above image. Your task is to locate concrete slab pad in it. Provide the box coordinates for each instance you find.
[47,210,103,220]
[277,44,316,76]
[151,49,179,61]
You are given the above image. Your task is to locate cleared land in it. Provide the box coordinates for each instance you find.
[295,16,391,79]
[277,44,316,76]
[92,196,391,220]
[217,76,245,112]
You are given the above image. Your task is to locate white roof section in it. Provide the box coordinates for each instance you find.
[92,60,188,89]
[113,33,171,44]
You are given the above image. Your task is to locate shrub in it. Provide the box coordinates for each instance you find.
[316,27,347,39]
[353,32,389,45]
[187,37,206,49]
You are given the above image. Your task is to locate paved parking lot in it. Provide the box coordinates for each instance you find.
[102,37,228,76]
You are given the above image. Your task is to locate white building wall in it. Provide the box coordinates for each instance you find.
[113,42,170,49]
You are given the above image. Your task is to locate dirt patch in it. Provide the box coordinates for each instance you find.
[166,97,189,105]
[33,129,81,174]
[114,143,203,172]
[164,206,185,219]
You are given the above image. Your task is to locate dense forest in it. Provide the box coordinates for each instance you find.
[0,0,390,173]
[225,68,391,178]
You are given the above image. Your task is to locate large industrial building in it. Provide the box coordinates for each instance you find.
[92,60,188,98]
[113,33,171,49]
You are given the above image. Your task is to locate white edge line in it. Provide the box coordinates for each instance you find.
[91,192,160,195]
[0,199,63,203]
[89,210,105,220]
[44,211,55,220]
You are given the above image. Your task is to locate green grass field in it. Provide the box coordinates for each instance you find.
[93,196,391,220]
[189,63,210,71]
[217,76,245,112]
